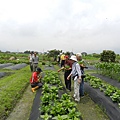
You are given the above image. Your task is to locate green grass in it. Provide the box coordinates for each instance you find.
[0,66,31,120]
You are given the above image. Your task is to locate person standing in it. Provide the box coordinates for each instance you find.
[28,51,34,72]
[60,53,65,67]
[32,52,39,72]
[58,55,72,91]
[67,55,82,102]
[76,53,87,97]
[57,55,60,65]
[30,67,43,92]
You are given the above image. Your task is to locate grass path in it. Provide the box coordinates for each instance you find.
[6,85,35,120]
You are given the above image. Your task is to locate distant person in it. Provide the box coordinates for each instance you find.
[28,51,34,72]
[58,55,72,91]
[32,52,39,72]
[67,55,82,102]
[57,55,60,65]
[30,67,43,92]
[60,53,65,67]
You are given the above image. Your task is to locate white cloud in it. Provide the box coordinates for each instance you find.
[0,0,120,54]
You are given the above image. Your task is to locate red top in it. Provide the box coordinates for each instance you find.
[65,59,72,68]
[30,72,39,84]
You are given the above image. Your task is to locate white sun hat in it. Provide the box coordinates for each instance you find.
[70,55,77,61]
[76,53,82,56]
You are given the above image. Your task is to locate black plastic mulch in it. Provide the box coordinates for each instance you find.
[29,66,82,120]
[29,88,42,120]
[0,72,6,78]
[3,63,27,70]
[0,63,13,68]
[84,82,120,120]
[91,73,120,89]
[29,66,55,120]
[44,65,55,70]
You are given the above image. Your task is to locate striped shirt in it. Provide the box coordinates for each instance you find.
[71,62,81,77]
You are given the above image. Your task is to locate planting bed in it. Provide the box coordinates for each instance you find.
[3,63,27,70]
[84,75,120,120]
[0,63,13,68]
[29,66,82,120]
[0,72,6,78]
[92,73,120,89]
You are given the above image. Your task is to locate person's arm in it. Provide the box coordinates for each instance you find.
[76,63,82,83]
[58,67,64,72]
[67,63,74,80]
[67,73,72,80]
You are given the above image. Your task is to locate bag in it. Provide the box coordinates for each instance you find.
[72,74,78,80]
[81,74,86,78]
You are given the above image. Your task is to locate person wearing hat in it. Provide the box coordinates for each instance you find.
[30,67,43,92]
[67,55,82,102]
[76,53,88,98]
[58,55,72,91]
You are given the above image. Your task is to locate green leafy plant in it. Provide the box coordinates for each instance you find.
[41,113,52,120]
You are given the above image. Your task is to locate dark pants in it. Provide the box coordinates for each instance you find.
[29,62,33,72]
[31,82,43,88]
[61,60,65,67]
[64,70,71,91]
[79,78,84,96]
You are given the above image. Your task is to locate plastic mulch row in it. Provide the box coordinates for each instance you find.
[84,82,120,120]
[29,65,82,120]
[3,63,27,70]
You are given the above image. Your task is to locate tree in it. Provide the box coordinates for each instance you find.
[47,49,62,57]
[100,50,116,62]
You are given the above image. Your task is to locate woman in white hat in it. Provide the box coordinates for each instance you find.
[67,55,82,102]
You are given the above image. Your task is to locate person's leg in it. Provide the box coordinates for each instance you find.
[33,64,35,72]
[75,79,80,102]
[79,78,84,96]
[74,77,78,99]
[30,62,33,72]
[64,72,68,89]
[33,64,38,72]
[67,70,71,91]
[37,82,43,88]
[35,64,38,71]
[67,78,71,91]
[31,83,39,92]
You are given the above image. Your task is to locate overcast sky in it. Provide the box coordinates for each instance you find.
[0,0,120,54]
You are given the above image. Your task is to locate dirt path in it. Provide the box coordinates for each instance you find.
[6,85,35,120]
